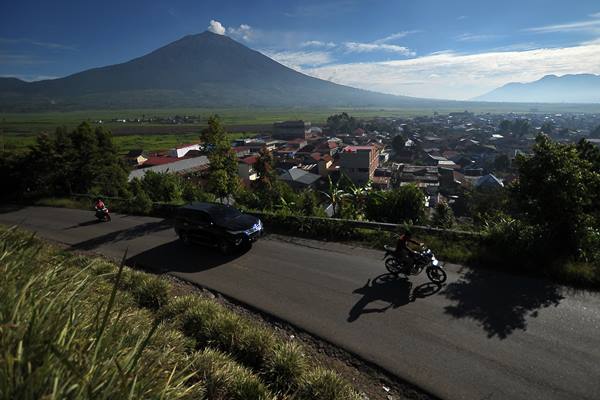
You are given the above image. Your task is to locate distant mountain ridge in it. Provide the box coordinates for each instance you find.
[474,74,600,104]
[0,31,428,111]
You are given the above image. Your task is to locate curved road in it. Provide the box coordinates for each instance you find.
[1,206,599,400]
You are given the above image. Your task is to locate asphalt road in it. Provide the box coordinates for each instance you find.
[2,205,599,400]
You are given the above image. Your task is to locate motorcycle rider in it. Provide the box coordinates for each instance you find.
[94,197,110,221]
[394,231,423,266]
[94,197,106,212]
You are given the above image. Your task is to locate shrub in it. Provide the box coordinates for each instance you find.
[297,368,362,400]
[264,341,307,393]
[190,348,273,400]
[129,274,171,310]
[365,184,426,224]
[125,178,154,215]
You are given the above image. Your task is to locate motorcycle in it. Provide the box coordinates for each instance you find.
[383,245,447,283]
[95,207,111,222]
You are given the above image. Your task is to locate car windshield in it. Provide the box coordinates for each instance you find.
[210,206,242,224]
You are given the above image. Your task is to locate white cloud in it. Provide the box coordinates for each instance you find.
[300,40,337,48]
[0,37,76,50]
[228,24,255,42]
[373,31,420,44]
[263,50,334,70]
[208,19,226,35]
[590,12,600,18]
[344,42,414,55]
[303,43,600,100]
[456,33,503,42]
[526,17,600,34]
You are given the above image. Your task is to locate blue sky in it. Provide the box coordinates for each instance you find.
[2,0,600,99]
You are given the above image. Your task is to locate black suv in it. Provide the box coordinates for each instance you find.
[174,202,263,254]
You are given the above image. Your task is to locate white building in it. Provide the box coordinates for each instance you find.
[168,143,201,158]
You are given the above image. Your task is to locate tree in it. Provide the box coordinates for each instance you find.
[513,135,600,256]
[540,122,554,135]
[513,119,531,138]
[499,120,512,134]
[253,145,276,189]
[326,112,359,134]
[13,122,128,198]
[493,154,511,172]
[365,184,426,224]
[139,171,183,203]
[92,126,129,196]
[391,134,406,155]
[432,201,455,228]
[201,115,239,201]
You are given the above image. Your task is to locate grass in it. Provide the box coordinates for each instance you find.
[34,197,91,210]
[1,131,251,154]
[0,225,364,399]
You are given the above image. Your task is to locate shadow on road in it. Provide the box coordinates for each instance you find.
[126,239,250,274]
[443,267,564,339]
[70,219,173,251]
[348,273,442,322]
[64,219,101,229]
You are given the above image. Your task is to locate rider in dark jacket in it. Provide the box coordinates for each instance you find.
[395,232,423,261]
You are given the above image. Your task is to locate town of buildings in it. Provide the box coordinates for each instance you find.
[125,111,600,217]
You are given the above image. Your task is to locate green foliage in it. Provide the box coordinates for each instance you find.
[139,170,183,202]
[126,178,154,214]
[2,122,129,199]
[365,184,426,224]
[513,134,600,258]
[202,115,239,199]
[493,154,511,172]
[264,342,307,393]
[297,189,324,217]
[498,119,531,137]
[466,187,512,225]
[190,349,272,400]
[297,368,362,400]
[320,176,350,217]
[391,134,406,154]
[433,201,455,228]
[326,112,360,134]
[129,274,171,310]
[0,230,204,399]
[182,178,216,203]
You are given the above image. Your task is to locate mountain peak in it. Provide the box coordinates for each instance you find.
[474,73,600,103]
[0,31,416,111]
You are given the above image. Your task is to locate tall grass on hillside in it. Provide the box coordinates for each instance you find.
[0,229,204,399]
[0,227,364,399]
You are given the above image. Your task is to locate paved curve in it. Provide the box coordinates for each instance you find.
[2,206,599,400]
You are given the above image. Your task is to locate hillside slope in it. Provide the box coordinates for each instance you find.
[0,31,426,111]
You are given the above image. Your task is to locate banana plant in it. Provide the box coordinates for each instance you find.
[320,176,350,217]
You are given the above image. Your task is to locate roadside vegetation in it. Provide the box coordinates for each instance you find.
[0,226,363,399]
[2,114,599,289]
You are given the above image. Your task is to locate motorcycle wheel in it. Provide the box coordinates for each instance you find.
[385,257,403,274]
[426,267,447,283]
